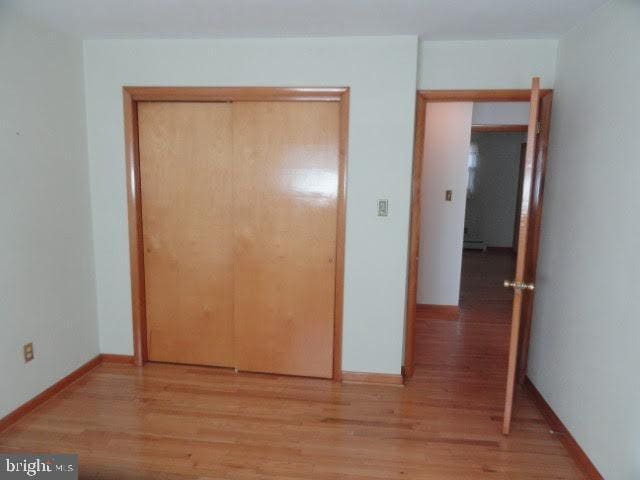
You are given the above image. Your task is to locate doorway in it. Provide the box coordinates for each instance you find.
[123,87,349,380]
[404,84,553,434]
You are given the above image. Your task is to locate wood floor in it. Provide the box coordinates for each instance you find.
[0,251,584,479]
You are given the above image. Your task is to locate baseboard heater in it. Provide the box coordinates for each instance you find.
[463,239,486,251]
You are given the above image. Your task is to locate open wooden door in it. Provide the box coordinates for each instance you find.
[516,90,553,385]
[502,77,549,435]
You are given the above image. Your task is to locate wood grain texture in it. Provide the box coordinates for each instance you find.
[471,124,528,133]
[525,377,604,480]
[416,251,516,384]
[342,371,404,386]
[0,272,586,480]
[332,93,350,381]
[232,102,340,379]
[123,87,349,378]
[403,93,427,378]
[138,102,236,368]
[0,252,599,480]
[502,78,541,435]
[124,86,347,102]
[0,355,101,433]
[421,89,552,102]
[0,254,588,478]
[416,304,460,320]
[517,92,554,384]
[100,354,135,364]
[513,142,527,252]
[414,250,587,477]
[123,88,148,366]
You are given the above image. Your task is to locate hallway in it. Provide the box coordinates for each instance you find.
[413,250,515,383]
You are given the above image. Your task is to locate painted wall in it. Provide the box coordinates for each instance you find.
[0,9,98,417]
[419,39,557,89]
[417,102,472,306]
[465,132,525,248]
[527,1,640,479]
[472,102,530,125]
[83,36,418,374]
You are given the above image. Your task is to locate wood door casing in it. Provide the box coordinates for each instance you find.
[232,102,340,379]
[404,89,542,379]
[138,102,235,367]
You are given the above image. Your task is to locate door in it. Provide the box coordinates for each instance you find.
[232,102,340,378]
[512,143,527,252]
[517,91,553,384]
[138,102,236,367]
[502,78,552,434]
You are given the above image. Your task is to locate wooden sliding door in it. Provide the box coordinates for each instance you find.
[138,102,235,367]
[134,95,342,378]
[233,102,340,378]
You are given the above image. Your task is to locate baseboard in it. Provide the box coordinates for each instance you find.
[0,355,102,433]
[342,371,404,386]
[524,377,604,480]
[100,353,135,364]
[416,304,460,320]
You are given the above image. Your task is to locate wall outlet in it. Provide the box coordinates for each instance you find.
[377,199,389,217]
[23,342,34,363]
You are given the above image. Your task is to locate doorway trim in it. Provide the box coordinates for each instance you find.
[403,88,552,378]
[123,86,350,381]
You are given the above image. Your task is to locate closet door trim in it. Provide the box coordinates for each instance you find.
[123,86,349,380]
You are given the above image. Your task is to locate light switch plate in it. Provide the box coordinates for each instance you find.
[23,342,34,363]
[377,199,389,217]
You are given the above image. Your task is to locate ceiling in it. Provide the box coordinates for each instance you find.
[3,0,608,40]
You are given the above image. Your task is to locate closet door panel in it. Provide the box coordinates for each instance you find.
[138,102,235,367]
[233,101,340,378]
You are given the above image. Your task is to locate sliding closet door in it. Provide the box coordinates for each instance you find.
[138,102,235,367]
[233,102,340,378]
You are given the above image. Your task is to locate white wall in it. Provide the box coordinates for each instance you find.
[0,9,98,417]
[466,132,525,248]
[528,1,640,479]
[83,36,418,375]
[417,102,472,306]
[419,39,557,89]
[472,102,530,125]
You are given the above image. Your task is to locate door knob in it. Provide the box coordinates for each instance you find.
[503,280,535,291]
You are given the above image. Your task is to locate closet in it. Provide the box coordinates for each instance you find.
[137,99,341,379]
